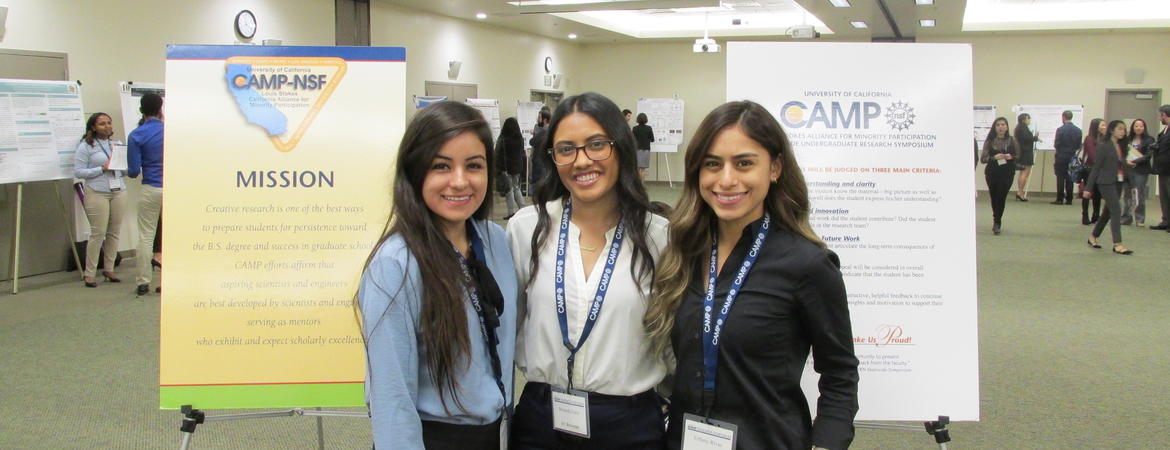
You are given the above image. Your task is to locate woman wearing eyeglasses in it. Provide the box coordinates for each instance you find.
[507,92,669,449]
[357,102,518,450]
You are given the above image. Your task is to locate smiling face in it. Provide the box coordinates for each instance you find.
[1098,120,1107,135]
[92,114,113,139]
[421,131,488,235]
[552,112,621,207]
[699,125,781,231]
[1133,120,1146,136]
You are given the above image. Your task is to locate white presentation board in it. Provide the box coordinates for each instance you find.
[636,97,684,152]
[973,105,997,141]
[117,81,165,140]
[0,79,85,184]
[466,98,501,145]
[729,42,980,421]
[1012,104,1084,151]
[517,101,543,149]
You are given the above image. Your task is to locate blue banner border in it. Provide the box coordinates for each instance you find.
[167,45,406,62]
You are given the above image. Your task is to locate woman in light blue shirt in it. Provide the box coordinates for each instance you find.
[357,101,517,450]
[73,112,126,287]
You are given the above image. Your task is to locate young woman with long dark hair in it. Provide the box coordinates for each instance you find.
[74,112,126,287]
[506,92,669,449]
[1080,118,1106,225]
[357,101,518,450]
[1014,113,1039,201]
[645,101,858,450]
[499,116,526,218]
[1086,120,1134,255]
[981,117,1018,235]
[1122,118,1154,226]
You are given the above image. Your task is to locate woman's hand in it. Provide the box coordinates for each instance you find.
[1004,153,1013,160]
[102,160,111,170]
[1082,190,1093,199]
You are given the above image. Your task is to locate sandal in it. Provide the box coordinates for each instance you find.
[1086,239,1101,249]
[1112,245,1133,255]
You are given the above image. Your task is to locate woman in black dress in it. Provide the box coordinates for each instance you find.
[1014,113,1039,201]
[981,117,1018,235]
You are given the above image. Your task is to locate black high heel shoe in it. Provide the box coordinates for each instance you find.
[151,259,162,270]
[102,271,121,283]
[1015,194,1028,202]
[83,278,98,288]
[136,284,150,296]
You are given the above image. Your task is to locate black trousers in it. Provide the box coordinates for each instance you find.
[511,382,666,450]
[1092,182,1123,244]
[372,420,501,450]
[986,165,1014,223]
[1054,160,1073,202]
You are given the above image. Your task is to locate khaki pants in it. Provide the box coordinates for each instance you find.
[82,185,127,278]
[136,185,163,285]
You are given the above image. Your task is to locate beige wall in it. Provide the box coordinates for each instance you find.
[577,31,1170,189]
[370,3,582,121]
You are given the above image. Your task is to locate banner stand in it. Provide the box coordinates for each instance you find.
[855,416,953,449]
[178,405,367,450]
[7,182,84,294]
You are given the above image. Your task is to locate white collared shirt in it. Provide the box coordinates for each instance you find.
[506,200,669,396]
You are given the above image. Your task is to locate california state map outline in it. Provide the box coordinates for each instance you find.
[225,64,288,136]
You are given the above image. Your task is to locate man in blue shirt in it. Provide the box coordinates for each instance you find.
[1051,110,1082,205]
[127,93,164,295]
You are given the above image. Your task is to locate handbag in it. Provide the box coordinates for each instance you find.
[1068,149,1085,179]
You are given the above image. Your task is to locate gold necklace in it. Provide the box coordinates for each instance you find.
[579,243,599,252]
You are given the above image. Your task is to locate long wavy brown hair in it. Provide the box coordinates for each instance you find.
[643,100,824,361]
[355,101,495,413]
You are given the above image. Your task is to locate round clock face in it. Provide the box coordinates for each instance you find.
[544,57,552,74]
[235,10,257,39]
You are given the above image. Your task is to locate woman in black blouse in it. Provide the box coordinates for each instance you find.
[632,113,655,180]
[980,117,1018,235]
[645,101,858,450]
[1013,113,1039,201]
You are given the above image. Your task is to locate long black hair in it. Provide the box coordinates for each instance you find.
[1087,118,1104,142]
[81,112,112,146]
[1014,113,1031,139]
[527,92,656,291]
[1129,118,1151,143]
[357,101,494,412]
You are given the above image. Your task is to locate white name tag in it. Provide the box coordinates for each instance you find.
[682,413,737,450]
[996,157,1007,166]
[108,176,125,191]
[550,387,590,438]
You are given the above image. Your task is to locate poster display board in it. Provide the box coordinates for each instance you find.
[973,105,996,141]
[728,42,979,421]
[0,79,84,184]
[159,45,406,409]
[1012,104,1084,151]
[517,101,544,149]
[636,97,684,152]
[118,81,165,140]
[466,98,501,145]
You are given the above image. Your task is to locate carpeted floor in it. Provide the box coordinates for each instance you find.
[1,184,1167,449]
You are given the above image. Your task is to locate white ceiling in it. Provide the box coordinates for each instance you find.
[378,0,1170,43]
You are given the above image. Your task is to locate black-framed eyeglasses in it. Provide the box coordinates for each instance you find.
[548,139,615,166]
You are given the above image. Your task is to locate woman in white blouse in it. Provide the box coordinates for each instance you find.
[506,92,669,449]
[73,112,126,287]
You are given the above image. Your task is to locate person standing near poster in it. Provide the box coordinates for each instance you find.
[358,102,517,450]
[127,93,164,296]
[507,92,668,449]
[73,112,126,287]
[1014,114,1039,202]
[981,117,1018,235]
[645,101,858,450]
[632,113,654,180]
[1052,111,1082,205]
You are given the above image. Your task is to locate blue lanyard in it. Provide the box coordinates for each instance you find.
[452,223,510,419]
[553,199,625,390]
[701,213,770,409]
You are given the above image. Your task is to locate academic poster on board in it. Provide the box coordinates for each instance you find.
[0,79,84,184]
[159,45,406,409]
[729,42,979,421]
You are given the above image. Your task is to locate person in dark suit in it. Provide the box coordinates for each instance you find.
[1150,105,1170,231]
[1052,111,1082,205]
[1086,120,1134,254]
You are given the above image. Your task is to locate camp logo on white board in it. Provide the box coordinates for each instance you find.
[224,57,347,153]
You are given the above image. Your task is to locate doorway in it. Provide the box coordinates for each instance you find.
[424,81,477,103]
[530,90,563,111]
[1105,88,1163,206]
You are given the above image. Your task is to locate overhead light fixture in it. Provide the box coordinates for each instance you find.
[849,21,867,29]
[476,12,487,19]
[915,0,934,5]
[920,19,936,27]
[568,33,578,39]
[828,0,851,7]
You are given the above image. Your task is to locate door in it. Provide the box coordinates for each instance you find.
[530,90,563,111]
[1106,89,1162,201]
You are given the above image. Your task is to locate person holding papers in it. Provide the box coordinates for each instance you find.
[73,112,126,287]
[507,92,669,449]
[1121,118,1154,227]
[644,101,859,450]
[980,117,1019,235]
[357,101,518,450]
[127,93,165,296]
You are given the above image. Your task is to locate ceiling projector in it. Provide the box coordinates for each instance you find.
[788,24,820,39]
[693,37,721,53]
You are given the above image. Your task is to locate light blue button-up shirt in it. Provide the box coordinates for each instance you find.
[73,138,125,193]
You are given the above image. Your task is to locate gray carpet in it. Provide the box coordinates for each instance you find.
[1,185,1167,449]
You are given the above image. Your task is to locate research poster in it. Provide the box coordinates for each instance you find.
[159,45,406,409]
[1012,104,1084,151]
[973,104,996,141]
[728,42,979,421]
[0,79,84,184]
[467,98,501,144]
[518,101,544,149]
[636,97,684,152]
[117,81,165,140]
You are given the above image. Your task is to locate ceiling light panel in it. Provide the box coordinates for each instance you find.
[919,19,935,27]
[828,0,851,7]
[850,21,867,28]
[965,0,1170,31]
[552,0,830,38]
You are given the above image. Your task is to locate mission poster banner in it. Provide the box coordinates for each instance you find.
[159,45,405,409]
[728,42,979,421]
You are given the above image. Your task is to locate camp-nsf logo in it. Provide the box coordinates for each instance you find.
[225,57,348,153]
[780,100,916,131]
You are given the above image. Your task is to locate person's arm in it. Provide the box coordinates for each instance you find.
[799,250,859,450]
[505,215,531,372]
[73,141,103,179]
[647,126,655,145]
[979,138,993,164]
[126,134,143,179]
[1054,127,1065,152]
[360,254,425,450]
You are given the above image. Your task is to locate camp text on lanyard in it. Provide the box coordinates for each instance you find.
[451,226,510,422]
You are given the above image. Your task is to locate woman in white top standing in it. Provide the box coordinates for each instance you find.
[73,112,126,287]
[507,92,669,449]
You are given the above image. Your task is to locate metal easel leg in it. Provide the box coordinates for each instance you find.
[10,183,22,294]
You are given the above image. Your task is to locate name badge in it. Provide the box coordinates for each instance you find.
[682,413,737,450]
[550,386,590,438]
[108,177,125,191]
[996,157,1007,166]
[1118,173,1125,182]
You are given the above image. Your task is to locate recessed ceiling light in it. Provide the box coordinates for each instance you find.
[476,12,487,19]
[915,0,934,5]
[920,19,936,27]
[568,33,578,39]
[850,21,867,28]
[828,0,851,7]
